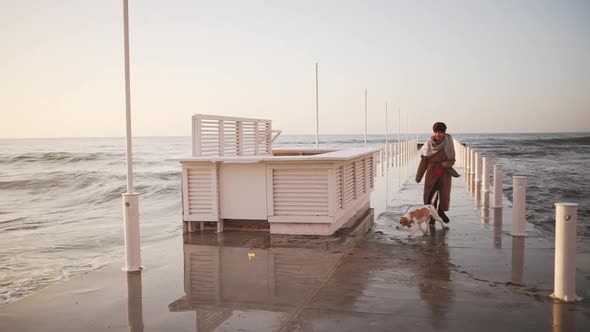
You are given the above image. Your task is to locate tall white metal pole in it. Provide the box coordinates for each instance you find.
[122,0,141,272]
[315,62,319,149]
[364,89,367,148]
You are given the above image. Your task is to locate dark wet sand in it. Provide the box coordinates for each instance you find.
[1,165,589,331]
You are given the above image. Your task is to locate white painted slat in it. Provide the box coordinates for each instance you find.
[273,180,328,185]
[355,160,365,195]
[275,200,329,206]
[335,166,343,212]
[192,114,272,157]
[272,168,329,216]
[273,194,329,199]
[185,165,218,220]
[271,188,328,194]
[343,163,355,205]
[274,210,329,216]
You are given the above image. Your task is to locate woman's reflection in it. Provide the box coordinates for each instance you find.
[417,228,454,330]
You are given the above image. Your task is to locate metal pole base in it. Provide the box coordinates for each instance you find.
[122,193,142,272]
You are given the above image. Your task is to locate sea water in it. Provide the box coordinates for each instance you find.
[0,133,588,304]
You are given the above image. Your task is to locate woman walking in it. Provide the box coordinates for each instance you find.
[416,122,456,224]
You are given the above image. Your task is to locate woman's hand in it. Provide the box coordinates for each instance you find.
[441,161,450,168]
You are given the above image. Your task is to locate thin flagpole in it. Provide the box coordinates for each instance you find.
[121,0,141,272]
[315,62,319,149]
[364,89,367,148]
[124,0,133,194]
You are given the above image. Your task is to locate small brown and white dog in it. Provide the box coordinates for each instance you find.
[396,205,448,237]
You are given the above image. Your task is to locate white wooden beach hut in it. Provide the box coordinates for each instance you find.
[179,114,378,235]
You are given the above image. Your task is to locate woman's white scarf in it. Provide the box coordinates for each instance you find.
[420,133,455,160]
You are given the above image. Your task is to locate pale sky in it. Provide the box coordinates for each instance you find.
[1,0,589,138]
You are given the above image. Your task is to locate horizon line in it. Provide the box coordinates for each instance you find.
[1,130,589,140]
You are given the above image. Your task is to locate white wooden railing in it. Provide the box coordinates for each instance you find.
[192,114,273,157]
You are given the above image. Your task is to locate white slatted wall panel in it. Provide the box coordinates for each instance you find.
[342,164,355,205]
[241,121,256,155]
[366,156,374,189]
[222,121,238,156]
[200,119,221,157]
[334,155,374,216]
[272,169,329,216]
[335,167,343,213]
[355,160,365,195]
[185,165,218,220]
[257,121,271,155]
[192,114,272,157]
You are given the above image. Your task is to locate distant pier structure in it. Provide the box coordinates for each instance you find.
[178,114,378,235]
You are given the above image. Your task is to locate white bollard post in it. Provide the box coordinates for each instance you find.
[403,141,406,164]
[460,144,467,171]
[493,164,503,208]
[397,142,401,166]
[386,146,389,172]
[389,143,393,167]
[511,176,526,236]
[464,148,471,185]
[380,147,384,176]
[122,193,142,271]
[402,141,406,164]
[404,141,409,164]
[551,203,581,302]
[467,147,472,187]
[481,157,490,205]
[470,149,476,192]
[461,145,465,170]
[393,142,399,167]
[474,152,482,201]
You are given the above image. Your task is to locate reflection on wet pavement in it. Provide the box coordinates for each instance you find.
[126,271,144,332]
[169,231,346,331]
[419,229,453,330]
[493,207,503,248]
[511,236,525,285]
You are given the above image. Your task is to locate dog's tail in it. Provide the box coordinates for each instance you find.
[426,205,442,220]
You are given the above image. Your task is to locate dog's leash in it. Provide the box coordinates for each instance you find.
[402,205,412,215]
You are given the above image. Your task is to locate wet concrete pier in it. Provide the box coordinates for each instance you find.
[1,164,589,331]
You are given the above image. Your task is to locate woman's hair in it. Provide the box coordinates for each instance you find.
[433,122,447,133]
